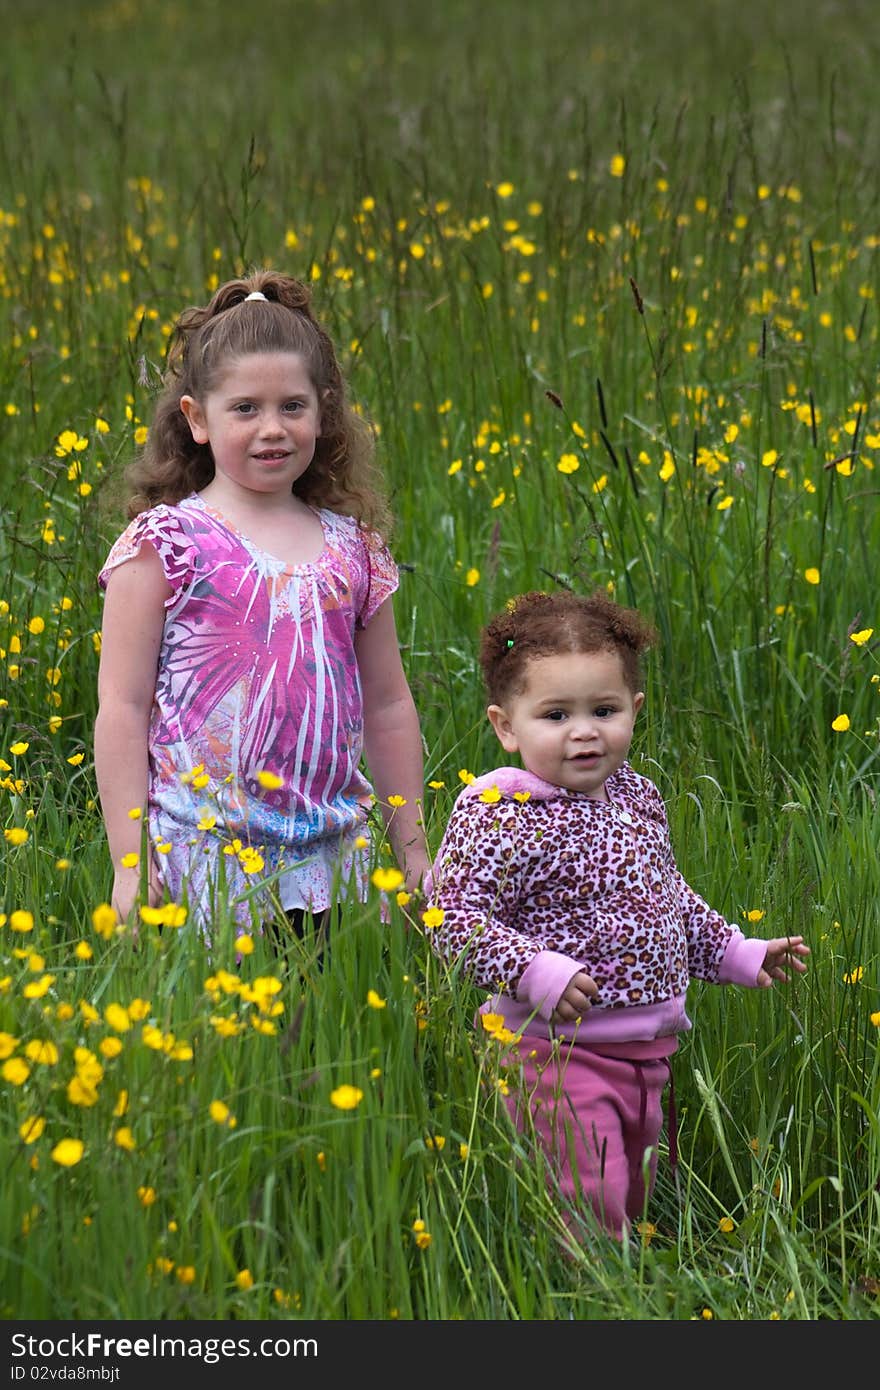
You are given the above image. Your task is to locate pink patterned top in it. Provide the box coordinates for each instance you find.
[428,763,768,1045]
[98,494,398,929]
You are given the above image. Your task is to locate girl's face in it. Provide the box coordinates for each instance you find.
[180,352,322,501]
[487,648,644,798]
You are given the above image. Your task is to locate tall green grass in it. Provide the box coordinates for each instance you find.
[1,0,879,1320]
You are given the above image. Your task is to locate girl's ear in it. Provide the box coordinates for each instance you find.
[487,703,519,754]
[316,387,332,439]
[180,395,209,445]
[633,691,645,716]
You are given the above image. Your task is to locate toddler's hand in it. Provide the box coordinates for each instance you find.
[756,935,810,988]
[552,970,599,1024]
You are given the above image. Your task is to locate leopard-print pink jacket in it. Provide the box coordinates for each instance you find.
[428,762,767,1044]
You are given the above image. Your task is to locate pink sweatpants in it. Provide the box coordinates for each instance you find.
[505,1034,671,1238]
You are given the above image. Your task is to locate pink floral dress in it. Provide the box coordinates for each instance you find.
[98,494,398,930]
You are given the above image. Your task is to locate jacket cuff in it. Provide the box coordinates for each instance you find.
[516,950,586,1021]
[717,932,768,987]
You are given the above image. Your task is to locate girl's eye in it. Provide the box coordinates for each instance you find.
[595,706,615,718]
[234,403,256,414]
[545,710,566,721]
[284,401,304,413]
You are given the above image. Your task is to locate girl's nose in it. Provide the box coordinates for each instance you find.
[571,719,599,741]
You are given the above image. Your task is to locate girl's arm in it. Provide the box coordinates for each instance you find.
[355,597,429,893]
[94,543,170,926]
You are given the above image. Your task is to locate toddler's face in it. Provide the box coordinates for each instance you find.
[487,648,643,798]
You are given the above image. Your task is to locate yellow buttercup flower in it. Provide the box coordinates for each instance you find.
[91,903,118,940]
[371,866,404,892]
[209,1100,236,1126]
[51,1138,84,1167]
[104,1003,131,1033]
[19,1116,45,1144]
[480,1013,507,1035]
[238,846,264,874]
[67,1075,100,1108]
[330,1084,364,1111]
[2,1057,30,1085]
[23,975,55,1000]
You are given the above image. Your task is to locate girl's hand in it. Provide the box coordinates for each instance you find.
[756,935,810,988]
[111,860,162,942]
[552,970,599,1023]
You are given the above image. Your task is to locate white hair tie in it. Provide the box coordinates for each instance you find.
[244,291,268,301]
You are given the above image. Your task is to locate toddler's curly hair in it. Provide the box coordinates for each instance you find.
[479,589,657,704]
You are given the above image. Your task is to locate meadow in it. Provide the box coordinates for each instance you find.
[1,0,879,1323]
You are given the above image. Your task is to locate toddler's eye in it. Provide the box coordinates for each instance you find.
[544,710,566,721]
[595,706,615,718]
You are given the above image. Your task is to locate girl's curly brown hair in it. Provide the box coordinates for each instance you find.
[480,589,657,705]
[119,268,391,536]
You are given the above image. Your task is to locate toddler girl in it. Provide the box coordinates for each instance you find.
[428,589,808,1238]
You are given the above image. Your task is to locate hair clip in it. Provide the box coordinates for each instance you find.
[244,291,268,301]
[506,638,515,649]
